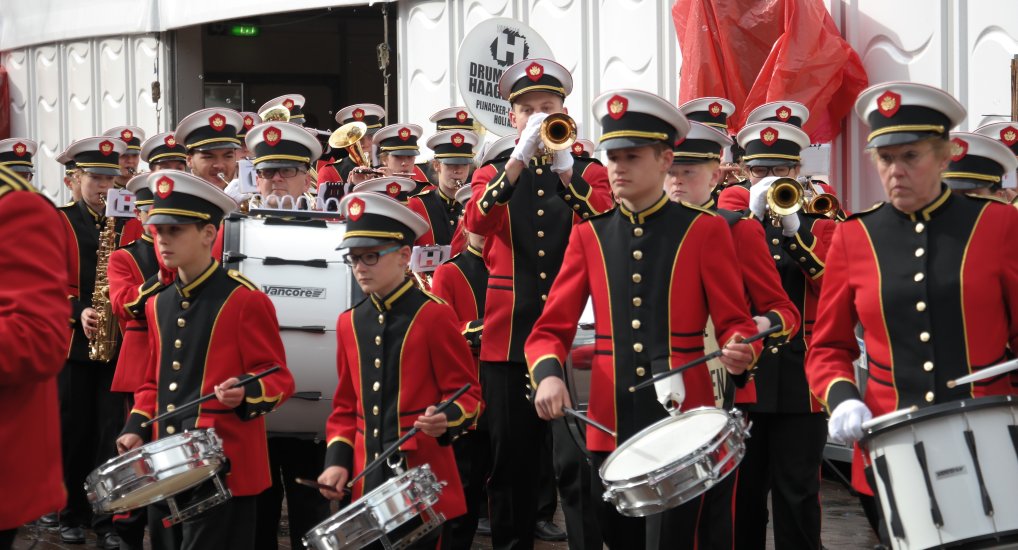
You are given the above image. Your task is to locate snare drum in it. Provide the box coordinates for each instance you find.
[223,214,357,437]
[600,407,749,517]
[862,395,1018,550]
[85,429,230,525]
[304,464,446,550]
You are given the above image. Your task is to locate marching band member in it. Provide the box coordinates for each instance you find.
[140,132,188,173]
[718,101,810,211]
[175,108,244,189]
[0,166,70,550]
[679,97,738,201]
[373,123,430,193]
[424,107,477,184]
[429,184,490,547]
[733,120,834,550]
[106,173,167,549]
[56,137,143,547]
[665,121,801,549]
[353,176,417,204]
[104,126,145,187]
[243,120,334,550]
[57,146,83,202]
[408,129,477,252]
[226,112,262,198]
[0,138,37,182]
[464,57,613,550]
[525,89,763,550]
[569,138,597,160]
[806,83,1018,510]
[943,131,1018,199]
[328,103,386,184]
[117,170,295,550]
[974,121,1018,202]
[317,192,483,550]
[259,94,307,125]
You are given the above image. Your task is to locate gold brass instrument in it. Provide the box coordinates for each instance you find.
[350,168,415,179]
[765,177,804,227]
[540,113,577,152]
[807,193,840,219]
[259,104,291,123]
[88,196,119,362]
[216,172,230,188]
[329,122,371,169]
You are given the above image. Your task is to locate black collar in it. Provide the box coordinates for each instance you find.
[700,197,717,211]
[175,260,219,299]
[467,245,483,258]
[618,193,670,225]
[370,278,416,312]
[894,185,953,222]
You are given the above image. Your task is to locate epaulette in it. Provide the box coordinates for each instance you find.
[846,201,886,219]
[680,200,718,216]
[422,289,447,305]
[227,269,258,290]
[964,193,1008,204]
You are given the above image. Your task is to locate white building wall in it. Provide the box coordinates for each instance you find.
[2,34,171,204]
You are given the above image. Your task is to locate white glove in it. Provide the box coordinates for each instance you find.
[551,148,574,174]
[780,211,800,236]
[828,399,872,445]
[509,112,549,163]
[748,176,779,219]
[654,373,686,416]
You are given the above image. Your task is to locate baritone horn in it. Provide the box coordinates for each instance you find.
[540,113,577,152]
[329,121,370,169]
[259,104,291,123]
[766,177,804,227]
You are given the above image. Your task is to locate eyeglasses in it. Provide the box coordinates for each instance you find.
[342,245,401,266]
[256,167,305,179]
[748,165,795,178]
[874,148,933,168]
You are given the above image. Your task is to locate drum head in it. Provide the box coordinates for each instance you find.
[601,409,729,482]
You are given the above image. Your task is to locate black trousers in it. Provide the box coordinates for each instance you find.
[58,359,122,532]
[148,481,255,550]
[551,417,602,550]
[733,411,827,550]
[115,392,148,550]
[591,452,704,550]
[536,427,558,522]
[253,436,332,550]
[0,529,14,550]
[481,361,545,550]
[697,469,736,550]
[442,427,491,549]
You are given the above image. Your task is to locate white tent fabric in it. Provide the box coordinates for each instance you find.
[0,0,392,51]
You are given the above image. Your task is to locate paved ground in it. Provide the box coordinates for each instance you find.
[11,476,877,549]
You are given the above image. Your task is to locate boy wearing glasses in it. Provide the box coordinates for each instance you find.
[317,192,482,548]
[723,119,836,550]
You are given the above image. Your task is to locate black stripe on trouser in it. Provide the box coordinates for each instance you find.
[874,454,905,539]
[912,441,943,527]
[964,429,994,516]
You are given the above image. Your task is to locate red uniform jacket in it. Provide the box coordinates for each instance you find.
[407,187,466,255]
[0,173,71,530]
[717,181,751,211]
[123,261,295,497]
[806,189,1018,494]
[524,195,763,451]
[464,156,613,363]
[57,200,143,362]
[324,279,483,521]
[732,213,835,413]
[430,244,488,352]
[108,232,168,393]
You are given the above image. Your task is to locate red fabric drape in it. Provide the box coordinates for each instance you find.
[0,65,9,140]
[673,0,868,143]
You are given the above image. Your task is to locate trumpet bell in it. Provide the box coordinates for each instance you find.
[259,105,291,123]
[329,122,370,168]
[540,113,578,152]
[766,177,804,219]
[807,193,840,218]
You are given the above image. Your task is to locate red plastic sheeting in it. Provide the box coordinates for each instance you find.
[673,0,868,143]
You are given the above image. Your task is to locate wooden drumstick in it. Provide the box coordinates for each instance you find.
[347,383,471,489]
[295,477,349,495]
[860,405,918,432]
[563,406,616,438]
[946,357,1018,388]
[140,366,281,428]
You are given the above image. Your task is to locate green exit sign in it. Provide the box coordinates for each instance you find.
[230,24,260,37]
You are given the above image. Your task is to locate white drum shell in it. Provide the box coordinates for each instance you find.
[599,408,748,517]
[303,465,444,550]
[86,429,226,513]
[223,215,354,437]
[864,396,1018,550]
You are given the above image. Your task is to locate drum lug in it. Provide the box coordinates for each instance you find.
[160,476,232,527]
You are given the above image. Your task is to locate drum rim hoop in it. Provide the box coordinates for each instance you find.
[862,394,1016,442]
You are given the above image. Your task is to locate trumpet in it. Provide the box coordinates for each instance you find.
[765,177,804,227]
[540,113,577,152]
[350,168,414,179]
[807,193,840,219]
[329,122,371,169]
[451,178,466,189]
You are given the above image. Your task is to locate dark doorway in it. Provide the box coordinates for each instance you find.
[200,4,397,132]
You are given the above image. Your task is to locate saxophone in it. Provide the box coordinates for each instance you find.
[88,196,119,362]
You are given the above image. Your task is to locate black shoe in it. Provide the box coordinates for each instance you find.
[60,525,87,544]
[534,520,567,541]
[36,512,59,531]
[97,532,122,549]
[476,518,491,536]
